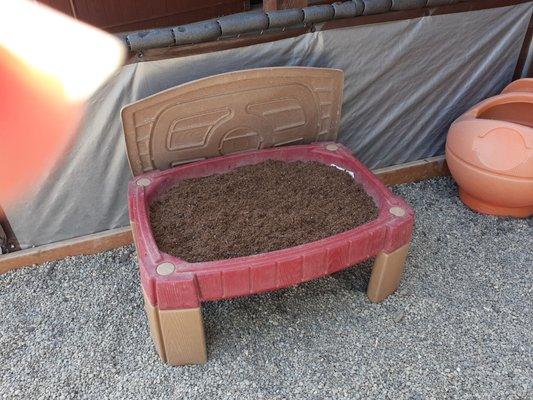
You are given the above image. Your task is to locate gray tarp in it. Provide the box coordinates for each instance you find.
[7,3,533,249]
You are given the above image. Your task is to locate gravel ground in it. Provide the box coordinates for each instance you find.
[1,177,532,400]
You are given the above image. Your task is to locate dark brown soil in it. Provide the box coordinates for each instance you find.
[150,160,378,262]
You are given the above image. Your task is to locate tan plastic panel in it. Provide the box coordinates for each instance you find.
[122,67,344,176]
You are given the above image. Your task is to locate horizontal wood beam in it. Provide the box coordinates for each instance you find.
[0,227,132,275]
[320,0,531,31]
[263,0,308,12]
[127,27,309,64]
[374,155,449,186]
[128,0,531,63]
[0,155,449,275]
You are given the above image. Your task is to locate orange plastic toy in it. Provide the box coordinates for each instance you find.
[446,78,533,217]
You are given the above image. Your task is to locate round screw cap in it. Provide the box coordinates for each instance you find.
[156,262,175,275]
[137,178,151,187]
[389,206,406,217]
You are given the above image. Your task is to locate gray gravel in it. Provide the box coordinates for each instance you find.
[1,177,532,399]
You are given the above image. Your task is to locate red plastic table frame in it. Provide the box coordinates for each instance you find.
[129,143,414,365]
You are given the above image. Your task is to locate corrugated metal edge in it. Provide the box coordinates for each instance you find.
[123,0,465,51]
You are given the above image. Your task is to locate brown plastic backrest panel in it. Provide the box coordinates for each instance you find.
[122,67,344,176]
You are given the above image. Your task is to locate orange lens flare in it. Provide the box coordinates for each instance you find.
[0,48,83,205]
